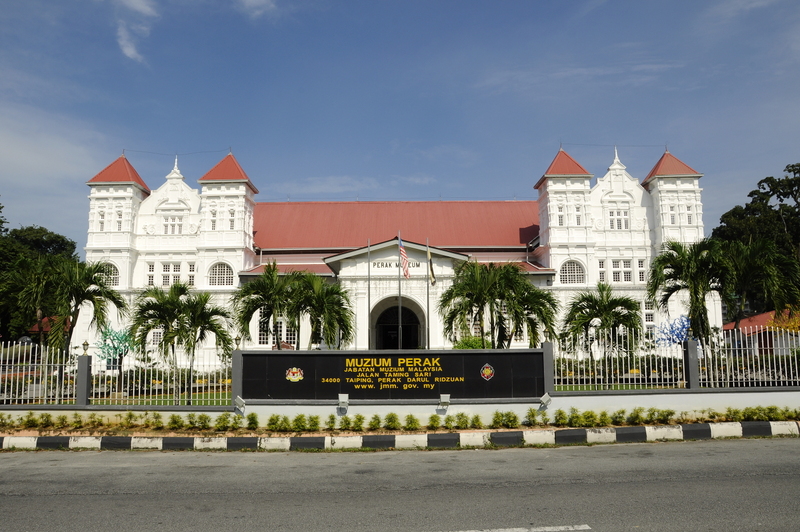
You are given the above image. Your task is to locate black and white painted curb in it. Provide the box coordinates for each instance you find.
[2,421,798,451]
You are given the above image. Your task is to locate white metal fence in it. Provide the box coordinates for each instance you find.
[0,342,231,406]
[553,332,687,391]
[699,326,800,387]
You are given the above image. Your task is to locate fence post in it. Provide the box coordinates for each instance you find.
[75,355,91,406]
[231,349,243,408]
[682,339,700,389]
[542,342,555,395]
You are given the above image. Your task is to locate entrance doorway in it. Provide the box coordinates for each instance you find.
[375,306,420,350]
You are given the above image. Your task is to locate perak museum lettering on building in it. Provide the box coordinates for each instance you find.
[76,148,721,361]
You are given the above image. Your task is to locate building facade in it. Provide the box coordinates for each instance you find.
[76,148,721,361]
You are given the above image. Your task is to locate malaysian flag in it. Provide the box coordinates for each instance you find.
[398,237,410,279]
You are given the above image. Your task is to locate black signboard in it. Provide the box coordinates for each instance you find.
[240,349,545,400]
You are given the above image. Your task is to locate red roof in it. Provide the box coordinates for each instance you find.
[253,201,538,250]
[87,155,150,192]
[643,151,701,184]
[198,154,258,193]
[534,149,592,189]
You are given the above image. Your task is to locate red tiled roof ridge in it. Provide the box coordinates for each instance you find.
[643,151,701,183]
[87,155,150,191]
[535,149,592,189]
[199,153,258,193]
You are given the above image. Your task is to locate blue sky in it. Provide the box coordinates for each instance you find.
[2,1,799,254]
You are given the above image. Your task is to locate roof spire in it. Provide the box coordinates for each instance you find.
[608,146,626,172]
[173,155,179,172]
[166,155,184,180]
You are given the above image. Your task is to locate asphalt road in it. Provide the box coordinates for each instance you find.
[1,438,798,531]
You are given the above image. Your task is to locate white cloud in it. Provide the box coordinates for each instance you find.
[116,21,146,63]
[415,144,479,168]
[116,0,158,17]
[395,175,437,186]
[237,0,278,18]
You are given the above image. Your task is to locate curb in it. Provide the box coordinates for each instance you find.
[2,421,798,451]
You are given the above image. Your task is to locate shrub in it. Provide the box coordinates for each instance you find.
[292,414,308,432]
[325,414,337,431]
[368,414,382,431]
[167,414,184,431]
[427,414,441,431]
[470,414,483,429]
[567,408,582,427]
[581,410,598,428]
[71,413,84,430]
[87,413,104,429]
[503,411,520,429]
[525,407,538,427]
[403,415,420,431]
[610,409,626,426]
[20,411,38,429]
[246,413,259,431]
[339,415,351,431]
[277,416,292,432]
[627,407,645,426]
[267,414,281,432]
[38,413,54,429]
[351,414,364,432]
[215,413,231,432]
[384,413,401,431]
[656,409,675,425]
[490,411,505,429]
[151,413,164,430]
[725,408,743,422]
[539,412,550,426]
[444,414,455,430]
[197,414,212,430]
[765,406,785,421]
[309,415,321,432]
[552,409,568,427]
[120,411,137,429]
[229,414,243,431]
[597,411,611,427]
[0,413,11,429]
[455,412,470,430]
[185,413,198,430]
[645,408,659,425]
[54,415,69,429]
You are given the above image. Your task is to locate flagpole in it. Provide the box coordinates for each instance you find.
[397,231,402,350]
[367,238,371,351]
[426,238,430,350]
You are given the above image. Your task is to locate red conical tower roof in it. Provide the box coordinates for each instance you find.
[87,155,150,192]
[643,151,701,185]
[199,153,259,193]
[535,149,593,189]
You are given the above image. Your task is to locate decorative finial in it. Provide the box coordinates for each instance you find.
[665,143,670,153]
[173,155,179,172]
[614,145,619,162]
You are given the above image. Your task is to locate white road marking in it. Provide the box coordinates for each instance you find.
[446,526,591,532]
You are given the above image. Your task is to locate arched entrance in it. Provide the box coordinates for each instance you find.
[375,306,421,350]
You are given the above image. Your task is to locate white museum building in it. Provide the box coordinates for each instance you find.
[75,148,721,361]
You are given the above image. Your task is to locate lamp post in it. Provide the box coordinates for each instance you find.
[235,336,241,350]
[82,340,89,356]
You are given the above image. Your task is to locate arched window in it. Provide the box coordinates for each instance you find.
[559,261,585,284]
[102,264,120,287]
[209,263,234,286]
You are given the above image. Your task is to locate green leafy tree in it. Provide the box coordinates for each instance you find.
[562,282,642,347]
[231,262,298,349]
[720,239,800,329]
[97,325,134,390]
[439,261,558,349]
[290,273,354,349]
[713,163,800,260]
[129,283,191,403]
[647,239,727,343]
[48,259,127,352]
[178,292,232,404]
[2,254,58,345]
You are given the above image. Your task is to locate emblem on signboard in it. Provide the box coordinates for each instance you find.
[285,367,304,382]
[480,363,494,381]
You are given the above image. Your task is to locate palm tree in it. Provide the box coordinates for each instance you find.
[129,283,191,403]
[439,261,558,349]
[2,254,56,346]
[720,239,800,330]
[647,239,727,343]
[290,273,355,349]
[562,282,642,344]
[49,259,127,353]
[178,292,232,405]
[231,262,298,349]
